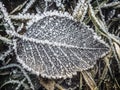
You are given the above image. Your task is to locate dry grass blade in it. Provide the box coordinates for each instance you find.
[113,42,120,59]
[81,71,98,90]
[88,4,107,36]
[10,1,27,14]
[104,56,120,88]
[39,78,55,90]
[79,73,83,90]
[88,3,120,72]
[55,84,65,90]
[104,57,113,78]
[102,1,120,9]
[72,0,88,21]
[98,63,108,87]
[88,3,120,45]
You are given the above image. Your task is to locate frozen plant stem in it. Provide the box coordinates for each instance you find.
[0,35,12,45]
[72,0,88,21]
[0,80,23,89]
[0,1,15,31]
[22,0,36,14]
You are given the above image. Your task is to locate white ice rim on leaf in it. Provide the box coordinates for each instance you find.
[26,10,74,29]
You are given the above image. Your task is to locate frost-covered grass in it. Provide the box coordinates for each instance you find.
[0,0,120,90]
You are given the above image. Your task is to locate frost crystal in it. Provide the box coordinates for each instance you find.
[72,0,89,21]
[35,0,64,13]
[10,12,109,79]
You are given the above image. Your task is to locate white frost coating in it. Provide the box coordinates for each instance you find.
[16,48,102,79]
[16,46,97,79]
[0,46,12,61]
[17,23,24,32]
[17,56,77,79]
[54,0,64,8]
[72,0,88,21]
[8,30,109,50]
[0,1,15,31]
[73,0,86,16]
[7,31,79,49]
[12,11,109,79]
[10,13,35,20]
[45,0,64,7]
[88,4,105,30]
[14,40,77,79]
[81,21,110,48]
[0,35,12,45]
[22,0,36,14]
[26,10,74,29]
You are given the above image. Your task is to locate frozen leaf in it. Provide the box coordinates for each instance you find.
[9,11,109,79]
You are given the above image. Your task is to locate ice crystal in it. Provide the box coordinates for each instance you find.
[7,11,109,79]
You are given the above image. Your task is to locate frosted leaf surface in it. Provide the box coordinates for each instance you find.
[14,12,109,79]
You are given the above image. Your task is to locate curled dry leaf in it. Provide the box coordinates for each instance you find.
[7,11,110,79]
